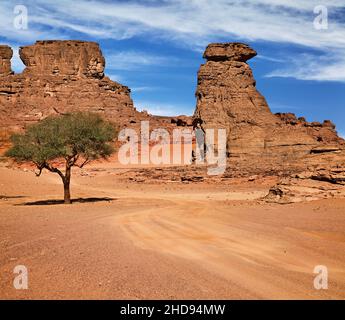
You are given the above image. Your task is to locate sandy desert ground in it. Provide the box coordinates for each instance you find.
[1,162,345,300]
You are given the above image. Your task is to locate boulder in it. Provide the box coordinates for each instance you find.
[203,43,257,62]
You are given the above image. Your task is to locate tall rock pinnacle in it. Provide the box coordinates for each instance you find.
[193,42,342,157]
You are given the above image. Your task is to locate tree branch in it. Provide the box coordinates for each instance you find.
[77,157,90,168]
[34,162,44,177]
[65,154,79,167]
[71,154,79,166]
[43,162,65,181]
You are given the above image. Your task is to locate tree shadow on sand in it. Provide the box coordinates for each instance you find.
[1,195,26,200]
[17,197,116,206]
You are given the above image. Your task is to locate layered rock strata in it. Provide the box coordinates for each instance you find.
[0,40,154,141]
[193,43,344,157]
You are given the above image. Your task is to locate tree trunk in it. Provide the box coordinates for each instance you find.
[63,166,71,204]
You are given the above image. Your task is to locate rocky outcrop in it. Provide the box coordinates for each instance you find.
[203,43,257,62]
[265,166,345,203]
[1,39,345,204]
[194,43,344,157]
[264,149,345,203]
[19,40,105,79]
[193,42,345,201]
[275,113,342,145]
[265,178,345,203]
[0,40,160,141]
[0,45,13,76]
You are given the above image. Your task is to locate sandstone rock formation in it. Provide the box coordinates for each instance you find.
[261,136,345,203]
[194,43,344,157]
[193,42,345,202]
[0,40,161,144]
[274,113,342,146]
[0,45,13,76]
[19,41,106,79]
[265,165,345,204]
[1,39,345,204]
[203,42,257,62]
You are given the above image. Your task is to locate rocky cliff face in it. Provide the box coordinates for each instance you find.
[194,43,344,157]
[192,42,345,202]
[0,40,154,142]
[19,40,106,79]
[0,45,13,76]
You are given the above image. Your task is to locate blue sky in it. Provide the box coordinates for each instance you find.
[0,0,344,137]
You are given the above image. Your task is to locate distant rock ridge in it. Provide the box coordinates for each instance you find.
[193,42,344,157]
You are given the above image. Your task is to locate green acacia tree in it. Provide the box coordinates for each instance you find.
[6,112,117,204]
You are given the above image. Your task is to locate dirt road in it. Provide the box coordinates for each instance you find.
[1,167,345,299]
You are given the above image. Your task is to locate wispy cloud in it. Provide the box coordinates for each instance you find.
[134,100,190,116]
[256,55,285,63]
[266,51,345,82]
[1,1,344,47]
[131,86,161,92]
[105,51,176,71]
[1,0,345,81]
[108,73,125,83]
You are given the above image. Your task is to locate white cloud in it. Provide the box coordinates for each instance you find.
[134,100,190,116]
[108,73,125,83]
[248,0,344,11]
[131,86,160,92]
[1,0,345,81]
[256,55,285,63]
[266,51,345,82]
[105,51,176,71]
[1,1,344,48]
